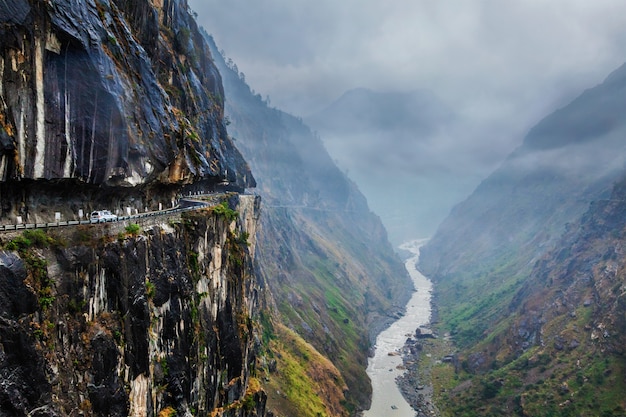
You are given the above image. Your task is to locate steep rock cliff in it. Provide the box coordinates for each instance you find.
[0,195,266,417]
[0,2,270,416]
[206,36,413,416]
[0,0,253,223]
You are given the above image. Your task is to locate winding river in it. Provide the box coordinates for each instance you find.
[363,239,432,417]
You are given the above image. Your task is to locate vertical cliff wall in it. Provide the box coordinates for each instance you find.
[0,1,270,416]
[0,195,267,417]
[0,0,254,222]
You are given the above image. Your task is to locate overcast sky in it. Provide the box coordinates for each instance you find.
[190,0,626,165]
[189,0,626,240]
[191,1,626,112]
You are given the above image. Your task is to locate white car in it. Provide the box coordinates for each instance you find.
[90,210,117,222]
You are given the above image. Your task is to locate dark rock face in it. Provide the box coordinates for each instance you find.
[0,2,265,416]
[0,195,266,416]
[0,0,253,194]
[0,251,37,317]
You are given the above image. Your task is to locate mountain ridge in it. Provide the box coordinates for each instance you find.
[522,61,626,151]
[417,59,626,415]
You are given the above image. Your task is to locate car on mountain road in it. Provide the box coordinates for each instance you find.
[90,210,117,222]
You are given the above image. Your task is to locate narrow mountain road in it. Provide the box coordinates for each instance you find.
[0,195,219,233]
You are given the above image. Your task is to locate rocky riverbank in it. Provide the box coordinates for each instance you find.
[393,258,458,417]
[397,324,460,417]
[396,327,438,417]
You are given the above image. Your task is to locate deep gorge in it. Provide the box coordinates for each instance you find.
[0,1,412,416]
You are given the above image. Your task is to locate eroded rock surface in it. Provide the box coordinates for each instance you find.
[0,0,253,221]
[0,195,266,416]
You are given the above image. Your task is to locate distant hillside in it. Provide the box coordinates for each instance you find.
[524,62,626,150]
[421,62,626,285]
[307,88,469,244]
[418,62,626,415]
[206,36,413,416]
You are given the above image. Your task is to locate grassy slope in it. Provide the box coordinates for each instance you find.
[418,180,626,417]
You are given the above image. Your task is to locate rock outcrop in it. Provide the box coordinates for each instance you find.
[0,0,253,222]
[0,2,269,415]
[0,194,265,416]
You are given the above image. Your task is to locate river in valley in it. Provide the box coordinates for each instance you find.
[363,239,433,417]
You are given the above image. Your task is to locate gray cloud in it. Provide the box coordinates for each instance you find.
[192,1,626,112]
[191,0,626,164]
[190,0,626,241]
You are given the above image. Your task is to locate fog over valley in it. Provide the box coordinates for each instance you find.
[3,2,626,416]
[191,0,626,243]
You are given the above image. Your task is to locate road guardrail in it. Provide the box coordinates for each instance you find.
[0,197,212,233]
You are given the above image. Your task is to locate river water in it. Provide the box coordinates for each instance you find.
[363,239,432,417]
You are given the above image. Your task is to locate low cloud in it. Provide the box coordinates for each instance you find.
[191,0,626,168]
[190,0,626,240]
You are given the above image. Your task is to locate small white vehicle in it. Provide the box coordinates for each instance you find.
[90,210,117,222]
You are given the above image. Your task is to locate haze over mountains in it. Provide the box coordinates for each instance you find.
[307,88,479,244]
[418,60,626,415]
[188,2,626,414]
[301,47,626,415]
[423,61,626,278]
[192,0,626,249]
[2,1,626,416]
[306,58,626,244]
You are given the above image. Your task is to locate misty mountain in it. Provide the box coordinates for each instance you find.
[524,61,626,151]
[306,88,470,244]
[206,35,412,416]
[418,62,626,414]
[421,61,626,282]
